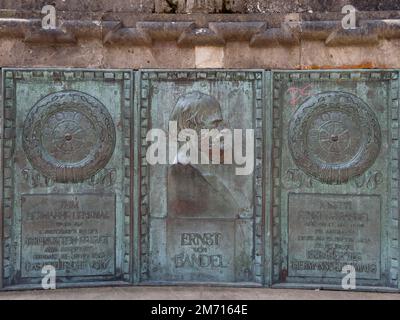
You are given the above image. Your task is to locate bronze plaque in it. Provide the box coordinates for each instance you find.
[288,193,381,279]
[139,71,265,284]
[166,219,236,282]
[2,69,132,287]
[271,70,398,287]
[21,194,116,278]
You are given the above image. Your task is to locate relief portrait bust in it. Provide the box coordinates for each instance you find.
[167,91,240,219]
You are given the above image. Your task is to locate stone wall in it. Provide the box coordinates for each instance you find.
[0,9,399,69]
[2,0,400,13]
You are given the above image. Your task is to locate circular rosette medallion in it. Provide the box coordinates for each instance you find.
[23,90,116,183]
[288,91,381,184]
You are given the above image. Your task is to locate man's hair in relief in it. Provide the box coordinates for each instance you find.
[170,91,223,131]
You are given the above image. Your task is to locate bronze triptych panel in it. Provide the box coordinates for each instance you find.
[1,69,133,287]
[0,69,399,290]
[137,71,265,284]
[271,71,398,289]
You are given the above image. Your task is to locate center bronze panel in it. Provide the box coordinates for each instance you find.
[138,70,265,284]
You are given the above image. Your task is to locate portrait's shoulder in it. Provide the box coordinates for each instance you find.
[168,163,202,177]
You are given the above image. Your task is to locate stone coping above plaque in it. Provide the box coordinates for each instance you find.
[0,14,400,47]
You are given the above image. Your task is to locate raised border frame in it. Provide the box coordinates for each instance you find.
[1,68,134,289]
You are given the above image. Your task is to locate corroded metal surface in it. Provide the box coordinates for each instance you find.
[272,70,398,288]
[138,70,264,284]
[1,68,399,292]
[1,69,132,287]
[288,91,381,184]
[288,193,381,279]
[21,194,116,278]
[166,219,236,282]
[23,90,116,183]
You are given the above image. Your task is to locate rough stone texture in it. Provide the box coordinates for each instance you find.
[300,39,400,69]
[0,0,154,13]
[224,42,300,68]
[101,41,196,68]
[1,12,400,69]
[1,34,399,69]
[194,46,224,67]
[243,0,400,13]
[2,0,400,13]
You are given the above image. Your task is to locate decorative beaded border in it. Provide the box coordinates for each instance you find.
[271,70,399,287]
[390,73,399,288]
[139,70,264,283]
[2,70,15,285]
[1,69,132,285]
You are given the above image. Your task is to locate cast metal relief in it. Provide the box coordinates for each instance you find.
[22,90,116,183]
[2,69,132,288]
[168,91,239,219]
[166,91,246,281]
[140,71,264,284]
[288,91,381,184]
[272,70,397,288]
[2,68,398,290]
[288,193,381,279]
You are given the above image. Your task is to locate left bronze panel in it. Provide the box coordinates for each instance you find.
[1,69,133,288]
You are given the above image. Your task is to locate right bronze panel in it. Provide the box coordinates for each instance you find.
[271,70,399,289]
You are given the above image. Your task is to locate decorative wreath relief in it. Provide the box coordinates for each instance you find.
[23,90,116,183]
[288,91,381,184]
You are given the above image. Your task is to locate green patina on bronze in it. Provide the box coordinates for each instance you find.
[1,69,133,287]
[1,68,398,291]
[137,70,266,285]
[271,70,399,288]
